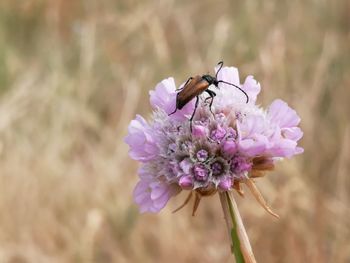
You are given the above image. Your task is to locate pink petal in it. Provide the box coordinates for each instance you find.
[282,127,303,141]
[268,99,301,128]
[239,136,267,156]
[215,66,240,86]
[242,75,261,103]
[151,185,168,200]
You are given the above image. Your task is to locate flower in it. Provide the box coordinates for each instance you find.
[126,64,303,214]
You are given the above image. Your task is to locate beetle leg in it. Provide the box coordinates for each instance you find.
[204,90,215,103]
[169,77,194,116]
[168,93,179,116]
[205,89,216,116]
[204,97,211,103]
[189,96,199,132]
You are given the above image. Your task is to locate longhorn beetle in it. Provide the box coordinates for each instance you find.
[169,61,249,130]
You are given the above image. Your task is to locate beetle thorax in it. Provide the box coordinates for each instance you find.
[202,74,218,86]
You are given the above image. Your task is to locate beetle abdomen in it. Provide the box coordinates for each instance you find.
[176,76,209,109]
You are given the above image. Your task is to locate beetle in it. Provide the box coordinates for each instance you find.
[169,61,249,130]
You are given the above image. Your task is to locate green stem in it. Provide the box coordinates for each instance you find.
[225,192,245,263]
[219,192,256,263]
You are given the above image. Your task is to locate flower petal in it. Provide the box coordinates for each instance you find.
[268,99,301,128]
[242,75,261,104]
[124,115,159,162]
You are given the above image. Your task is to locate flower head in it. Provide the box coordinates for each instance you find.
[126,64,303,214]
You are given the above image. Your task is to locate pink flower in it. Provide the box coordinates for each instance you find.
[124,115,159,162]
[125,64,304,213]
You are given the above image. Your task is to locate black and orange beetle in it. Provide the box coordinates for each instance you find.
[169,61,249,130]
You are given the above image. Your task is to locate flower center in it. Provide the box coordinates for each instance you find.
[179,140,192,152]
[196,149,208,162]
[193,164,209,182]
[225,127,237,141]
[215,113,226,121]
[167,143,177,154]
[211,161,224,177]
[210,126,226,143]
[197,117,210,126]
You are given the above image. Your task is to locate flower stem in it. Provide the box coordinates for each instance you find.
[219,192,257,263]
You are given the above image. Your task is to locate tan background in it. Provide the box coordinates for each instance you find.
[0,0,349,262]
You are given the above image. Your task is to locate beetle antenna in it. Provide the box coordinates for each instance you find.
[215,61,224,79]
[218,80,249,103]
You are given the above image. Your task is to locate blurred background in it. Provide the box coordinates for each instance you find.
[0,0,349,262]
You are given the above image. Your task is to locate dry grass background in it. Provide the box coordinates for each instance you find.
[0,0,349,262]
